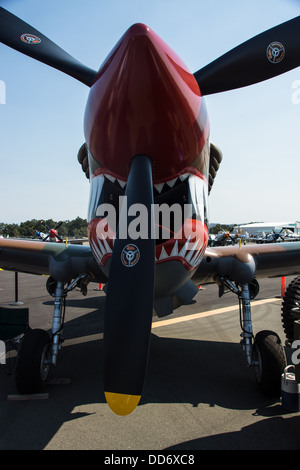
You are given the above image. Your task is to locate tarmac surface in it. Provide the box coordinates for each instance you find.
[0,269,300,451]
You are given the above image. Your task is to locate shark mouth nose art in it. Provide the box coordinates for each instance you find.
[88,169,209,272]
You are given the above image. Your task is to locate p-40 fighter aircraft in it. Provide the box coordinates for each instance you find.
[0,7,300,415]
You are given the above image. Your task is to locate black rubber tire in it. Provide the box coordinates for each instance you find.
[15,329,51,394]
[210,142,223,164]
[208,143,223,194]
[77,143,87,164]
[46,276,57,297]
[253,330,287,396]
[82,156,88,172]
[281,276,300,342]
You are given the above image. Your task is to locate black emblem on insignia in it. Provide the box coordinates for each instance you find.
[20,34,41,45]
[266,42,285,63]
[121,244,140,267]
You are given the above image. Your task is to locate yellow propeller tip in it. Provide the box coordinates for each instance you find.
[105,391,141,416]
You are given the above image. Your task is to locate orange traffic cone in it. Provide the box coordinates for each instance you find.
[281,277,286,298]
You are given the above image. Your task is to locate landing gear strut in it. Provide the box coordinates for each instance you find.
[15,274,88,394]
[217,276,287,396]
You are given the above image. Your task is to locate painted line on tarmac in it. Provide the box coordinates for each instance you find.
[63,298,281,346]
[151,297,281,329]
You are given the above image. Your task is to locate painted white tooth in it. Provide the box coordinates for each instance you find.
[91,240,103,264]
[190,239,200,253]
[95,238,105,257]
[195,254,204,266]
[166,178,177,188]
[185,240,200,263]
[191,247,204,266]
[170,240,178,258]
[90,239,97,255]
[189,239,200,256]
[102,235,112,253]
[88,174,105,222]
[179,173,189,181]
[154,183,164,193]
[90,240,97,259]
[179,236,191,257]
[117,179,126,188]
[93,251,101,266]
[105,174,116,183]
[189,175,205,219]
[159,246,169,260]
[190,251,201,266]
[185,249,195,263]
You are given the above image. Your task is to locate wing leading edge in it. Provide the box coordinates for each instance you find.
[194,242,300,286]
[0,238,106,283]
[2,238,300,287]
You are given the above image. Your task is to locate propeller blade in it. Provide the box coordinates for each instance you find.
[104,155,155,416]
[40,220,50,231]
[0,7,97,86]
[194,16,300,95]
[55,221,64,230]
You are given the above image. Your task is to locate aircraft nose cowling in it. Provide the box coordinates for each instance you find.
[84,23,209,182]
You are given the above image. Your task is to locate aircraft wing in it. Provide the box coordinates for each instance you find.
[194,242,300,286]
[0,238,106,284]
[2,238,300,286]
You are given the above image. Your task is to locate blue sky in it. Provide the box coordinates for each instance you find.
[0,0,299,225]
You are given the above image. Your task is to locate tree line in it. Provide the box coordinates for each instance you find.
[209,224,235,234]
[0,219,238,239]
[0,217,88,239]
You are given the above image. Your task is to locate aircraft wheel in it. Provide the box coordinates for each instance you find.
[281,276,300,342]
[15,329,51,394]
[46,276,57,297]
[253,330,286,396]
